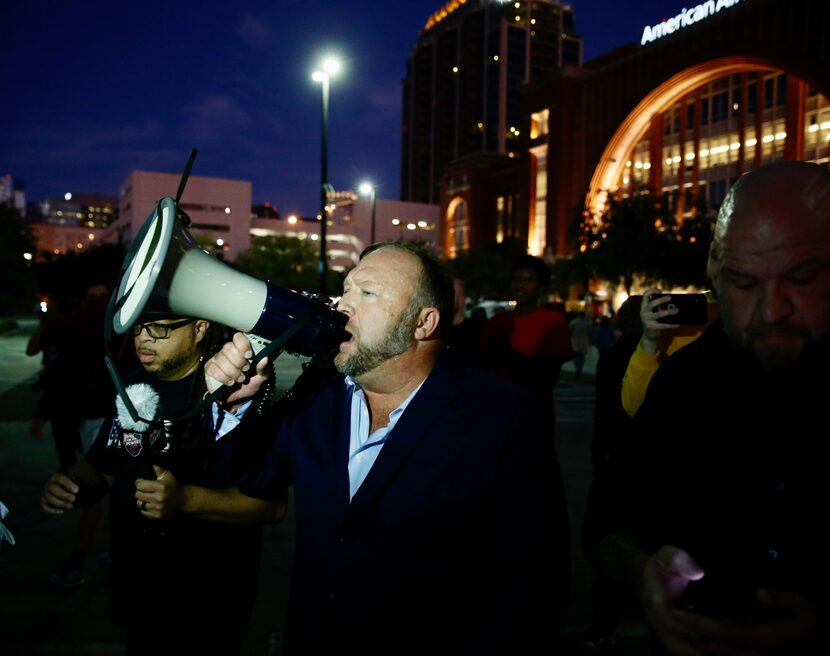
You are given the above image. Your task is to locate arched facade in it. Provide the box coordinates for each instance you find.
[444,195,470,258]
[521,0,830,257]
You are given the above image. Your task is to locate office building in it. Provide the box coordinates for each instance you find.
[401,0,582,206]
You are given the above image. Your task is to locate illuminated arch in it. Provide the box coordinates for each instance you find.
[445,195,469,258]
[586,56,796,218]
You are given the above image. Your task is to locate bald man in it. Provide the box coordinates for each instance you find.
[594,161,830,654]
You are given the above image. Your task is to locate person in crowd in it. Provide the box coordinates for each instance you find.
[27,281,112,471]
[28,280,114,587]
[579,295,643,651]
[477,254,573,427]
[206,241,571,654]
[620,288,718,417]
[593,314,618,361]
[594,160,830,655]
[446,277,485,363]
[568,312,593,379]
[41,314,286,655]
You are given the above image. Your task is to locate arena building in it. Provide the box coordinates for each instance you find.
[439,0,830,258]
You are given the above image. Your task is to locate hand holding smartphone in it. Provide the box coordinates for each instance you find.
[654,293,708,325]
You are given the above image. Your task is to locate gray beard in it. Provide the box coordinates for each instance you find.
[336,314,416,378]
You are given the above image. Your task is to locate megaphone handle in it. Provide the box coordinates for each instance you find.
[205,332,270,395]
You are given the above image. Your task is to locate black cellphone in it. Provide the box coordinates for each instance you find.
[654,293,708,325]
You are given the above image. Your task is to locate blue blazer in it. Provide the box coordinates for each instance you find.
[246,353,570,654]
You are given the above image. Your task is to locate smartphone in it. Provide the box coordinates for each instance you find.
[655,293,708,325]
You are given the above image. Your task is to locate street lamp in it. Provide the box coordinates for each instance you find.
[358,181,377,245]
[311,56,341,295]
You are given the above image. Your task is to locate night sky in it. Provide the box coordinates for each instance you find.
[2,0,700,217]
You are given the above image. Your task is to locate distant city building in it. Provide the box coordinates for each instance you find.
[106,170,252,260]
[251,203,281,220]
[27,191,116,257]
[24,178,436,276]
[39,192,117,229]
[252,189,439,272]
[1,173,27,217]
[401,0,582,205]
[29,222,106,258]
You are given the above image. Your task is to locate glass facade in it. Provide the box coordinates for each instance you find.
[616,71,829,215]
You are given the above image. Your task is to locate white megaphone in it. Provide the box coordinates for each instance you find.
[107,196,346,361]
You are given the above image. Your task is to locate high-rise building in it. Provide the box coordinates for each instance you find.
[38,192,117,229]
[0,173,27,217]
[401,0,582,205]
[27,192,117,256]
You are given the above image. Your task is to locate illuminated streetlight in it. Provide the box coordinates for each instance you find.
[311,54,342,294]
[358,181,377,245]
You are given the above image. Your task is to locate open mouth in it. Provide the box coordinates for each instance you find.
[340,329,355,349]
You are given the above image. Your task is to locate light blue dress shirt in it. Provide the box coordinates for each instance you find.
[345,375,425,501]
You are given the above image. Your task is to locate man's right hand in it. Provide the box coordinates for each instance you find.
[640,288,679,353]
[41,473,79,515]
[641,545,717,655]
[204,332,271,406]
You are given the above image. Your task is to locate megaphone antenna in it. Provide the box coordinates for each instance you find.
[175,148,198,204]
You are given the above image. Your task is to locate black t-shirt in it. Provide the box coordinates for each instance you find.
[85,370,267,633]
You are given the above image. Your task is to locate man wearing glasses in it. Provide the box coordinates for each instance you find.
[40,315,285,655]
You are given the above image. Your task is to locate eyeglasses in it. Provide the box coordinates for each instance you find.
[131,319,195,339]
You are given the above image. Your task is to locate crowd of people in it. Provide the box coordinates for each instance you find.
[27,160,830,654]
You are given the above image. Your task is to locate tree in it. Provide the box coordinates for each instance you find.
[33,243,126,308]
[576,190,713,293]
[548,251,591,301]
[661,207,714,289]
[233,234,344,294]
[0,205,36,314]
[442,237,527,301]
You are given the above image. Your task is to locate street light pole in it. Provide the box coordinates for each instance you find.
[319,73,329,295]
[312,56,341,295]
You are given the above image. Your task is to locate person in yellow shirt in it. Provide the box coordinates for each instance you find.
[620,288,718,417]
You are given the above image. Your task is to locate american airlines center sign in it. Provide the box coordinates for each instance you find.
[641,0,744,45]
